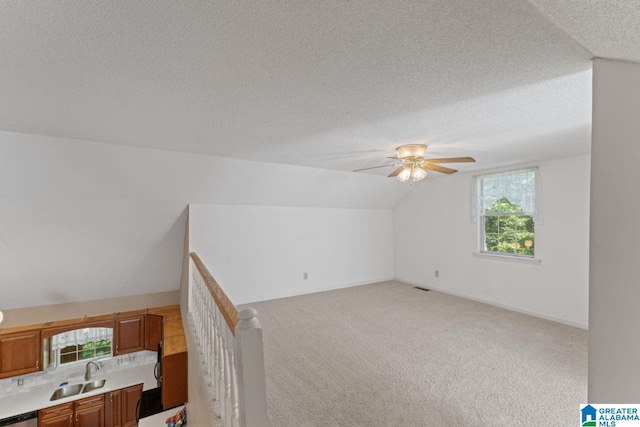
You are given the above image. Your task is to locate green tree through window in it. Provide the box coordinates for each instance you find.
[483,197,534,256]
[49,327,114,368]
[59,339,112,365]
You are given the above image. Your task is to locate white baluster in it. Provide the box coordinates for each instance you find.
[208,305,214,378]
[213,321,220,396]
[220,335,228,423]
[229,338,240,426]
[218,322,224,406]
[205,295,211,377]
[224,330,233,427]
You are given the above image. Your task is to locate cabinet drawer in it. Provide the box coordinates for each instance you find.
[40,402,73,419]
[75,394,105,410]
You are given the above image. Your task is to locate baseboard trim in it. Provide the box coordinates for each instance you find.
[234,277,396,306]
[396,277,588,330]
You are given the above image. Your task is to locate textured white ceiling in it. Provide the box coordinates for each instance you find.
[528,0,640,63]
[0,0,597,175]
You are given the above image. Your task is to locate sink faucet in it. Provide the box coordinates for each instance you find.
[85,361,100,381]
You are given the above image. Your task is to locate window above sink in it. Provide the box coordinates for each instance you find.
[53,327,112,366]
[44,326,113,370]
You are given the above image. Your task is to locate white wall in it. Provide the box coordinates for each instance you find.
[189,204,394,304]
[394,154,590,328]
[0,130,408,312]
[589,59,640,402]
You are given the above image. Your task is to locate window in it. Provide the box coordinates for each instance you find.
[473,168,541,258]
[50,327,113,368]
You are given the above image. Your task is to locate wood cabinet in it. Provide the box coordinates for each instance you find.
[144,314,163,351]
[39,394,104,427]
[114,315,144,355]
[105,389,122,427]
[106,383,142,427]
[147,306,188,409]
[39,385,140,427]
[39,413,73,427]
[121,383,143,427]
[162,351,188,409]
[39,403,73,427]
[0,329,41,379]
[74,394,105,427]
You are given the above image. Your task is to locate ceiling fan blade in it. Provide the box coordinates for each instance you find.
[424,163,457,174]
[426,157,476,164]
[388,166,406,178]
[353,164,400,172]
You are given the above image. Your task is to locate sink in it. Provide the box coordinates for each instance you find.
[49,379,107,401]
[82,379,106,393]
[50,384,83,401]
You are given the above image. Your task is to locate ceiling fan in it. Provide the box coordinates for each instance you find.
[354,144,475,183]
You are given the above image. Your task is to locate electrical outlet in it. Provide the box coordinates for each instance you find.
[303,272,308,280]
[17,378,24,386]
[117,357,123,365]
[435,270,440,278]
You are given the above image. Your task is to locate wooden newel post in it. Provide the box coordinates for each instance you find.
[235,308,270,427]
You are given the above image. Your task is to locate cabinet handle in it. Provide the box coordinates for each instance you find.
[69,415,72,426]
[110,394,112,402]
[36,360,39,369]
[116,345,118,353]
[76,413,78,422]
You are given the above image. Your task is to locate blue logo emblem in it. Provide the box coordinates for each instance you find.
[581,405,596,426]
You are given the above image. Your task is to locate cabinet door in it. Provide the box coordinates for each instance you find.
[75,404,105,427]
[105,389,122,427]
[114,315,144,355]
[39,413,73,427]
[74,394,105,427]
[0,329,41,379]
[39,403,74,427]
[145,314,163,351]
[162,351,188,409]
[121,383,143,427]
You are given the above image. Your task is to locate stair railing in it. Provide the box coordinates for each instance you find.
[188,253,270,427]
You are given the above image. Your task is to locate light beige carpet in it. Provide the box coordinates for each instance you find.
[243,281,587,426]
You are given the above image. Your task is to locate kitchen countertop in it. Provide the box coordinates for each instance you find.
[0,362,157,420]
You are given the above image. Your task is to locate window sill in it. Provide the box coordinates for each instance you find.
[473,252,541,265]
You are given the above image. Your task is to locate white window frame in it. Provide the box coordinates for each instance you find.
[55,340,113,368]
[48,327,114,369]
[472,167,542,264]
[479,211,535,258]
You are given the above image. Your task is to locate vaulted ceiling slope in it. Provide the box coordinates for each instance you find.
[0,131,408,310]
[0,0,604,176]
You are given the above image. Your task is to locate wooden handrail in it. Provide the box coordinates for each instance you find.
[190,252,239,334]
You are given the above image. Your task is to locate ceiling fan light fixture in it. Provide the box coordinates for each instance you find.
[396,144,427,159]
[411,167,427,182]
[353,144,474,182]
[397,166,412,182]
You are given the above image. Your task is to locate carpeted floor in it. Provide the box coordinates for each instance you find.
[243,281,587,426]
